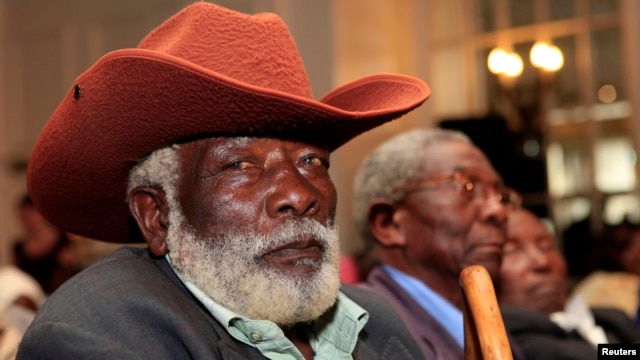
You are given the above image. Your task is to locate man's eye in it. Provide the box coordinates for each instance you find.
[538,238,555,252]
[302,155,328,168]
[229,161,252,170]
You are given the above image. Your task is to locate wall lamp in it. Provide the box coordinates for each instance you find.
[486,42,564,131]
[488,41,564,80]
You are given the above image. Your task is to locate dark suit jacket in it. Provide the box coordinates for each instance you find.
[501,304,640,360]
[359,267,449,359]
[360,266,527,360]
[17,247,424,359]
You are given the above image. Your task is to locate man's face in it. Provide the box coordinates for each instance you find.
[165,137,341,325]
[396,141,509,281]
[499,208,567,314]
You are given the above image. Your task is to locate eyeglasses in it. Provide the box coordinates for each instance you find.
[394,171,522,208]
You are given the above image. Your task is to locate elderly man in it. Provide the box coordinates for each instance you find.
[17,3,430,359]
[499,207,640,360]
[354,127,523,358]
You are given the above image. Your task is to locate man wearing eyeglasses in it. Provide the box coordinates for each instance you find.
[353,127,523,359]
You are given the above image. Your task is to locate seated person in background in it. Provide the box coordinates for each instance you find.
[13,194,78,294]
[0,265,45,360]
[572,220,640,325]
[353,127,524,359]
[0,316,20,360]
[498,207,640,360]
[17,2,430,359]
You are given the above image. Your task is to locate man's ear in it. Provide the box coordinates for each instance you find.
[367,200,408,248]
[128,187,169,257]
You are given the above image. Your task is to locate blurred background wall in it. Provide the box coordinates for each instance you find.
[1,0,640,280]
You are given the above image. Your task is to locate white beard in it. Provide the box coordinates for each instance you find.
[165,215,341,326]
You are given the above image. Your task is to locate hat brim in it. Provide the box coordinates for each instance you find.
[27,49,430,243]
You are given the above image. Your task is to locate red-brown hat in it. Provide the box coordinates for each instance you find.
[27,2,430,243]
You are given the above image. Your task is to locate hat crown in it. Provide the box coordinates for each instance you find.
[138,2,313,99]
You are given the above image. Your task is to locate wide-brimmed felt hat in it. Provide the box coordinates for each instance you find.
[27,1,430,243]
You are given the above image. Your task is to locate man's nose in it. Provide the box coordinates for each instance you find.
[265,163,319,218]
[481,195,509,226]
[528,247,551,270]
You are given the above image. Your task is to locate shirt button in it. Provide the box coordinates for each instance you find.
[249,331,263,343]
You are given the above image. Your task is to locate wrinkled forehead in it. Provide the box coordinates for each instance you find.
[176,136,251,156]
[420,140,499,179]
[506,209,554,243]
[177,135,331,154]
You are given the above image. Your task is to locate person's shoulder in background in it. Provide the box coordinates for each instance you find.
[342,284,429,359]
[572,270,640,320]
[0,265,46,360]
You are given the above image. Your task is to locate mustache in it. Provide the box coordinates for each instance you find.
[259,218,335,251]
[214,217,337,256]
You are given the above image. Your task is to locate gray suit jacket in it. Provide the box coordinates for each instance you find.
[17,247,424,359]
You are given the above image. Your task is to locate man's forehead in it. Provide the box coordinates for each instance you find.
[421,146,498,179]
[199,136,253,149]
[508,210,554,240]
[179,135,331,157]
[191,135,329,147]
[423,140,485,161]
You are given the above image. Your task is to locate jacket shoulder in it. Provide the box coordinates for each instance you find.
[342,284,428,359]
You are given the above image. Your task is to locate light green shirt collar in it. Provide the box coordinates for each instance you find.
[166,254,368,359]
